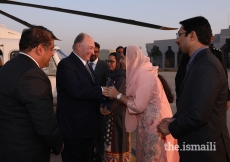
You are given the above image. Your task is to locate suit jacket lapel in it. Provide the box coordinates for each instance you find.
[69,53,96,85]
[93,59,104,85]
[94,59,102,75]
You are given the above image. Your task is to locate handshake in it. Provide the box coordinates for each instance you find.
[157,118,175,136]
[100,86,118,116]
[102,86,119,99]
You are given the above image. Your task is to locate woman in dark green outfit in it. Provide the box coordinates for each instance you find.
[100,52,131,162]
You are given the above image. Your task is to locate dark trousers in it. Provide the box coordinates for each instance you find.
[94,114,105,156]
[61,138,95,162]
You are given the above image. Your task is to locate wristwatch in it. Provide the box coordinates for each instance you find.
[116,93,122,100]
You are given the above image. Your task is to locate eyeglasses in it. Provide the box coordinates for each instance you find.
[107,60,116,64]
[176,31,187,38]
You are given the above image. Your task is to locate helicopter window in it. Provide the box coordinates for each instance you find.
[9,51,56,76]
[10,51,20,60]
[42,57,56,76]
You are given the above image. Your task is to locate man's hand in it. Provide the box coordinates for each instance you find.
[102,86,106,96]
[160,117,175,124]
[157,117,175,136]
[157,121,170,136]
[103,86,120,99]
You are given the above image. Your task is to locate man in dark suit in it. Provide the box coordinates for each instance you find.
[158,16,230,161]
[56,33,104,162]
[175,47,230,110]
[88,42,108,162]
[89,42,108,86]
[0,26,63,162]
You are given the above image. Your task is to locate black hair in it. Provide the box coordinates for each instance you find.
[19,26,58,53]
[123,47,127,56]
[94,42,100,49]
[109,52,122,70]
[180,16,212,45]
[116,46,124,53]
[158,74,174,103]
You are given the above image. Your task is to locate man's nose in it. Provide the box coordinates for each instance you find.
[175,39,179,44]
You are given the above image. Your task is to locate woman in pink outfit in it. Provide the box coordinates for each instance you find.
[104,45,179,162]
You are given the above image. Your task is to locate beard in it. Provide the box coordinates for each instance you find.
[90,55,97,62]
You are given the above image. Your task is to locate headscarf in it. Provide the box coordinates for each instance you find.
[107,52,125,83]
[125,45,158,132]
[126,45,158,96]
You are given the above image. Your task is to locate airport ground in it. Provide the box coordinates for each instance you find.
[51,71,230,162]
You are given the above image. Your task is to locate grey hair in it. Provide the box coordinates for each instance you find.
[72,33,85,50]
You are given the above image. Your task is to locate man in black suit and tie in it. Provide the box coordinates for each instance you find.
[88,42,108,86]
[0,26,63,162]
[158,16,230,161]
[56,33,104,162]
[88,42,108,161]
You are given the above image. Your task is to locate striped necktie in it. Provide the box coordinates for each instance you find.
[186,60,192,74]
[88,62,94,71]
[85,63,95,83]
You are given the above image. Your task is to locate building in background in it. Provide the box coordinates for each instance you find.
[146,40,178,68]
[146,26,230,68]
[98,49,116,61]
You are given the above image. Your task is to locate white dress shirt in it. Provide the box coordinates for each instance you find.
[73,52,86,66]
[72,52,103,91]
[88,58,98,71]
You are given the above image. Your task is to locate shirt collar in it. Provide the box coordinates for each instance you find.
[19,52,39,67]
[73,51,86,65]
[189,46,208,63]
[88,58,98,65]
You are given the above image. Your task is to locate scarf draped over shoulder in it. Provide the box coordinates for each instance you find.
[125,45,158,132]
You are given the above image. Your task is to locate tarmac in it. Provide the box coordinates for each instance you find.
[50,71,230,162]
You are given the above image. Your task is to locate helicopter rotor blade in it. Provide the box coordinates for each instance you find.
[0,1,177,30]
[0,9,33,28]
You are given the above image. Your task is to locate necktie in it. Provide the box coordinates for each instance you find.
[85,63,95,83]
[186,60,192,73]
[88,62,94,71]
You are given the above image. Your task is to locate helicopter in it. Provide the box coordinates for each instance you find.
[0,0,178,59]
[0,0,177,107]
[0,0,177,30]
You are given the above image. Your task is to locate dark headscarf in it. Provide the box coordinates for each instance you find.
[102,52,125,107]
[106,52,125,86]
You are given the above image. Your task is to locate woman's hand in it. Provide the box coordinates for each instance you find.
[100,107,111,115]
[103,86,120,98]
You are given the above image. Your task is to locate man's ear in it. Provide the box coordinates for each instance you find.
[190,31,197,41]
[35,44,44,56]
[76,43,81,51]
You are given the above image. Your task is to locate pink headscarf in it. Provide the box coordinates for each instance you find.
[125,45,158,132]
